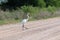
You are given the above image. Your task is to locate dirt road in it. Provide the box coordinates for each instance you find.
[0,17,60,40]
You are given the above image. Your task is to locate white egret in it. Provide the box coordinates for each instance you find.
[21,13,30,30]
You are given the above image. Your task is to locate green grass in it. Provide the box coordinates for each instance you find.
[0,20,6,25]
[0,16,60,25]
[0,20,20,25]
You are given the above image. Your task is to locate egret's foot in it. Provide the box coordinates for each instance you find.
[25,27,28,29]
[22,27,28,30]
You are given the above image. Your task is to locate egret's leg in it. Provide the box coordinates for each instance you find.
[22,23,24,30]
[23,24,24,28]
[22,24,28,30]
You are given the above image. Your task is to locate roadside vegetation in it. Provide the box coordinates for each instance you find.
[0,0,60,25]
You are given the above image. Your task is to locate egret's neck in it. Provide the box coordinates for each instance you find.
[27,14,29,19]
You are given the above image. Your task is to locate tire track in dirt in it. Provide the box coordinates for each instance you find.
[0,18,60,38]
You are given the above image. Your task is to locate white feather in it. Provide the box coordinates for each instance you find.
[21,19,28,24]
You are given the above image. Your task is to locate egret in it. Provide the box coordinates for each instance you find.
[21,13,30,30]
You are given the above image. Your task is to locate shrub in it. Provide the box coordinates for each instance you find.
[47,6,56,15]
[21,5,40,19]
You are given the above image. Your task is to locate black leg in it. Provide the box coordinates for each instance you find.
[22,23,28,30]
[22,23,24,30]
